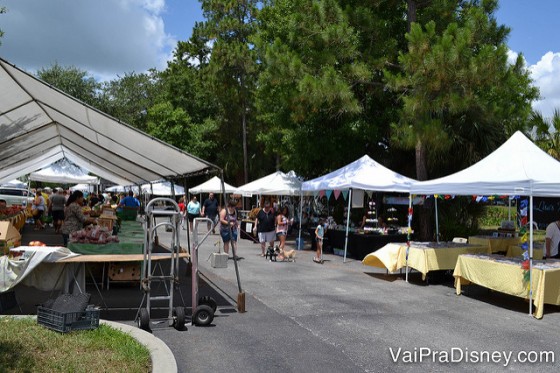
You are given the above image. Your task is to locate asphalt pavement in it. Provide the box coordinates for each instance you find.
[147,228,560,373]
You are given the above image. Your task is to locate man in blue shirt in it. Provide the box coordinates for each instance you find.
[118,191,140,208]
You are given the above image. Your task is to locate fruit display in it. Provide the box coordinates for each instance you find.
[28,241,46,246]
[0,207,26,231]
[70,224,119,244]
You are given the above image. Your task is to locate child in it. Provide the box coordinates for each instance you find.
[314,218,325,263]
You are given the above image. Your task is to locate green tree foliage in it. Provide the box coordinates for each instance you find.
[196,0,261,184]
[0,5,6,44]
[386,0,538,181]
[98,70,162,132]
[531,109,560,160]
[254,0,374,178]
[36,63,102,108]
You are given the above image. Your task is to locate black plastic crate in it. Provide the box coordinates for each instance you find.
[37,306,100,333]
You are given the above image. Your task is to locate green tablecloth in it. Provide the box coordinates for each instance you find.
[68,221,145,255]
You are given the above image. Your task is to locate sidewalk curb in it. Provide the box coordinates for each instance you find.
[101,320,178,373]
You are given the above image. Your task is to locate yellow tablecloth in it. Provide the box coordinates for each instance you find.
[362,242,488,279]
[468,235,520,254]
[362,243,405,272]
[453,254,560,319]
[506,245,544,260]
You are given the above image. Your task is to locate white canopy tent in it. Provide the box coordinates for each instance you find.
[29,159,99,184]
[0,179,27,188]
[302,155,415,192]
[0,57,218,186]
[141,181,185,196]
[410,131,560,316]
[70,184,97,193]
[189,176,237,194]
[236,170,303,196]
[301,155,417,261]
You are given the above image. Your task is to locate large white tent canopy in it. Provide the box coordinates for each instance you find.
[29,159,99,184]
[236,170,303,196]
[105,181,185,196]
[410,131,560,196]
[190,176,237,194]
[0,58,218,186]
[302,155,416,192]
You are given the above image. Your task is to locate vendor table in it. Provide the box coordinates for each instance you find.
[506,245,544,260]
[468,235,520,254]
[453,254,560,319]
[310,229,408,260]
[363,242,488,280]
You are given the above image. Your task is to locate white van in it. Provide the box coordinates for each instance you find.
[0,187,35,207]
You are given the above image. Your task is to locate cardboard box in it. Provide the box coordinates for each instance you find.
[210,252,228,268]
[101,207,116,217]
[98,214,118,231]
[0,221,22,255]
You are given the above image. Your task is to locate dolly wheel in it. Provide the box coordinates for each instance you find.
[198,296,217,313]
[193,305,214,326]
[138,308,151,332]
[173,307,186,331]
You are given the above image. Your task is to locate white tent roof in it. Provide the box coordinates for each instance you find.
[302,155,416,192]
[105,181,185,196]
[190,176,237,194]
[236,171,303,196]
[410,131,560,197]
[0,58,218,186]
[141,181,185,196]
[0,179,27,188]
[29,159,99,184]
[70,183,97,192]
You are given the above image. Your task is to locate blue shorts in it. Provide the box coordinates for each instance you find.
[220,228,238,243]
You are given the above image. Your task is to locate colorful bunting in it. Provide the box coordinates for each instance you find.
[325,190,333,200]
[341,190,349,200]
[333,190,341,200]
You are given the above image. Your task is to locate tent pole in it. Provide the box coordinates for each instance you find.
[221,170,244,312]
[343,189,352,263]
[298,191,303,250]
[529,195,533,316]
[406,194,412,283]
[435,196,440,243]
[508,197,512,221]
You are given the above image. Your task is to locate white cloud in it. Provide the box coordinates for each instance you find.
[0,0,176,81]
[529,52,560,118]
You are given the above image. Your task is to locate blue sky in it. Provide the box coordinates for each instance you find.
[1,0,558,116]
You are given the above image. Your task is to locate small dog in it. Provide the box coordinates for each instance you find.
[265,245,277,261]
[274,245,296,262]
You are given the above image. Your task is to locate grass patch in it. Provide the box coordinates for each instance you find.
[0,317,151,372]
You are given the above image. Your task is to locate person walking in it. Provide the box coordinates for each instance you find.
[219,198,239,255]
[314,218,325,263]
[276,206,291,253]
[50,188,66,234]
[255,200,276,257]
[201,192,219,234]
[186,195,201,232]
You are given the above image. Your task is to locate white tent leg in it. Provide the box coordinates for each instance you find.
[343,189,352,263]
[435,196,440,243]
[406,194,412,283]
[298,191,303,250]
[529,195,533,316]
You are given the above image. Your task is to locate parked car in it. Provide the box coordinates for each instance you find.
[0,187,35,207]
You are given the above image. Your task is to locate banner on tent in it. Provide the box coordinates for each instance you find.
[383,196,425,206]
[352,190,364,208]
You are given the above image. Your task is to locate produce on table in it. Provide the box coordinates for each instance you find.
[70,224,119,244]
